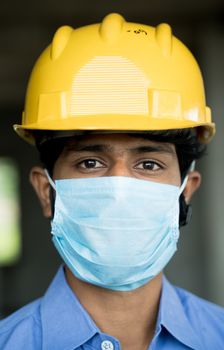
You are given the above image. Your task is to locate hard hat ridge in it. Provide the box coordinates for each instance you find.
[155,23,172,57]
[99,13,125,43]
[50,26,73,61]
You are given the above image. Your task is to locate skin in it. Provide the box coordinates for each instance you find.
[30,133,201,350]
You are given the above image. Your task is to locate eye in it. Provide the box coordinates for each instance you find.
[78,159,105,169]
[135,160,162,171]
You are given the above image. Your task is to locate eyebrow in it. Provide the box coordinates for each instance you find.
[65,143,175,155]
[130,145,175,154]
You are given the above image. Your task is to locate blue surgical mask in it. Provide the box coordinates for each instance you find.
[46,174,187,291]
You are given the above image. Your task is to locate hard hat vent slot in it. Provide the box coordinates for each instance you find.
[71,56,149,115]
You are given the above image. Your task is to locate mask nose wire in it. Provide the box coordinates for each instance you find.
[43,162,196,227]
[44,159,196,198]
[44,161,196,194]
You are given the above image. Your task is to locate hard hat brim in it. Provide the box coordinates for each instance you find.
[14,115,215,145]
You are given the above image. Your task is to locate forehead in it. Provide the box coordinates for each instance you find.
[64,133,176,155]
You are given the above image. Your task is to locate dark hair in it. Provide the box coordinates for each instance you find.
[36,128,206,179]
[131,129,206,180]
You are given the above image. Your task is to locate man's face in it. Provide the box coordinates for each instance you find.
[30,133,201,218]
[53,133,181,187]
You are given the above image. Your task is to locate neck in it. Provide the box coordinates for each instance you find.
[65,267,162,350]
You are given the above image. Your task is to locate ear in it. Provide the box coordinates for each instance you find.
[29,166,52,218]
[183,170,201,204]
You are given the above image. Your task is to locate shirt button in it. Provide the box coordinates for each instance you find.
[101,340,114,350]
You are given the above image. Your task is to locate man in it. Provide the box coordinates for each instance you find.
[0,13,223,350]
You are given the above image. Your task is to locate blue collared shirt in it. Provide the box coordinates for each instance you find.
[0,266,224,349]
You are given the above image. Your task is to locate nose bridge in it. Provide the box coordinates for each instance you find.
[107,158,131,177]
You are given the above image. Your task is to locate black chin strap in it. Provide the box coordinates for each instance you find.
[179,194,192,227]
[49,186,55,219]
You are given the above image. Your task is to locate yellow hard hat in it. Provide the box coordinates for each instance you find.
[14,13,215,144]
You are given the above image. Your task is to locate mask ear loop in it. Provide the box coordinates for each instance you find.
[44,169,56,218]
[44,169,56,190]
[179,160,196,194]
[179,160,196,227]
[179,174,188,195]
[189,160,196,171]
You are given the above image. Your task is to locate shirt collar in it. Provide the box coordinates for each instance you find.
[41,267,203,350]
[40,265,99,350]
[157,275,203,350]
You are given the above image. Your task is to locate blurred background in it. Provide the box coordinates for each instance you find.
[0,0,224,317]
